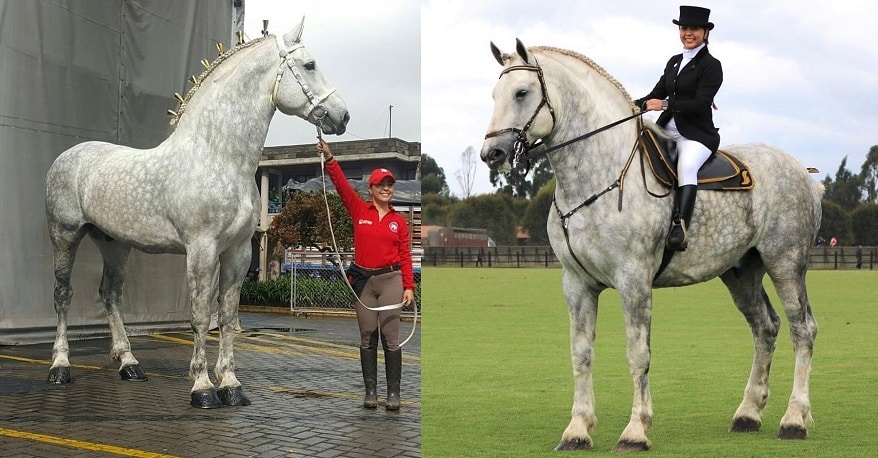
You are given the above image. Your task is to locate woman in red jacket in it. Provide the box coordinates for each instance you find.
[317,139,414,411]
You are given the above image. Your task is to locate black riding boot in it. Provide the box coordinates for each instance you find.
[667,184,697,251]
[360,347,378,408]
[384,348,402,411]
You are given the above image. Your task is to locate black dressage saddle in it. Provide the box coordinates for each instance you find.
[639,123,754,191]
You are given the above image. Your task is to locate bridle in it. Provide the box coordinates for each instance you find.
[484,59,645,170]
[483,60,556,167]
[270,34,336,124]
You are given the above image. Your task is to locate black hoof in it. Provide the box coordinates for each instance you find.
[190,389,223,409]
[777,424,807,440]
[730,417,761,432]
[119,365,148,382]
[47,366,72,384]
[553,438,592,451]
[612,440,650,452]
[217,386,251,406]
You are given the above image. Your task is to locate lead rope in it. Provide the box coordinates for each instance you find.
[316,129,418,348]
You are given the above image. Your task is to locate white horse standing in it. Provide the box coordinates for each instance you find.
[45,18,349,408]
[481,40,820,451]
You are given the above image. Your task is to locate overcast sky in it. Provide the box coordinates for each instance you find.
[423,0,878,196]
[242,0,420,147]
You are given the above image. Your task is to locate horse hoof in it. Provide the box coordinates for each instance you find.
[777,424,807,440]
[217,386,251,406]
[612,440,650,452]
[119,365,148,382]
[47,366,72,384]
[553,438,592,451]
[190,389,223,409]
[730,417,761,432]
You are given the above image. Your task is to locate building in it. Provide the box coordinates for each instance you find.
[423,226,490,248]
[254,138,421,279]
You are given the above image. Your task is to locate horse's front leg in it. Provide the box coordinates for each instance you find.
[91,236,147,381]
[614,282,654,452]
[214,238,251,406]
[555,271,602,451]
[186,244,223,408]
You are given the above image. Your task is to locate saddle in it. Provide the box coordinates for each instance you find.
[639,124,754,191]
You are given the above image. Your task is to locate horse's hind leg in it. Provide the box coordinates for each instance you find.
[213,238,251,406]
[719,251,780,433]
[768,265,817,439]
[89,232,146,381]
[47,224,88,384]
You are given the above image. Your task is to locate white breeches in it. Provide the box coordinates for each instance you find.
[665,121,712,186]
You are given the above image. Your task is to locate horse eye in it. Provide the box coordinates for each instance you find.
[515,89,528,99]
[304,62,316,71]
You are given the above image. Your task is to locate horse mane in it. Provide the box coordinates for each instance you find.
[531,46,636,110]
[169,35,273,126]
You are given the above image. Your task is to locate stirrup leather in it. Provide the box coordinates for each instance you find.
[667,219,688,250]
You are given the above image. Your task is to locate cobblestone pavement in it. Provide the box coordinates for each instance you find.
[0,312,420,457]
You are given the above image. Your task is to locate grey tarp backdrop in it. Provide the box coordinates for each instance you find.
[0,0,241,344]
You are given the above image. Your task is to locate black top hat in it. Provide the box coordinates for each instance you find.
[672,6,714,30]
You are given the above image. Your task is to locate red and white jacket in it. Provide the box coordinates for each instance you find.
[325,159,414,290]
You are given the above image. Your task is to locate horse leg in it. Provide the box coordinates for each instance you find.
[214,239,251,406]
[554,271,601,451]
[186,244,223,408]
[47,225,87,384]
[613,281,654,452]
[719,252,779,433]
[90,232,146,381]
[769,269,818,439]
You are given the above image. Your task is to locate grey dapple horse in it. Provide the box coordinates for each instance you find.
[45,18,349,408]
[481,40,820,451]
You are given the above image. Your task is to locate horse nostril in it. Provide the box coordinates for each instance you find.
[490,149,506,161]
[342,112,351,126]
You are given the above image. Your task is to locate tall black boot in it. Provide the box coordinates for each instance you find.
[667,184,698,251]
[360,347,378,408]
[384,348,402,411]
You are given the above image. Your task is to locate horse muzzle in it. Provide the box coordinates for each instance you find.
[480,137,512,170]
[310,95,349,135]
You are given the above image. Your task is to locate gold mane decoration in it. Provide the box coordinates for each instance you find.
[167,33,269,126]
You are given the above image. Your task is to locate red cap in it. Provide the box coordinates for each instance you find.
[369,168,396,185]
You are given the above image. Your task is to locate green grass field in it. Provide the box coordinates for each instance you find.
[422,268,878,457]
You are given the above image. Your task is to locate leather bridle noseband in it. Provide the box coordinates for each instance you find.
[270,35,337,123]
[483,60,556,167]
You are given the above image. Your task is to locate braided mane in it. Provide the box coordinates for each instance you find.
[532,46,636,109]
[169,35,272,126]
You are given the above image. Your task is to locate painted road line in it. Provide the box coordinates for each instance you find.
[0,427,180,457]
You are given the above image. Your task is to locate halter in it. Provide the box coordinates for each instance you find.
[483,60,556,167]
[270,34,337,118]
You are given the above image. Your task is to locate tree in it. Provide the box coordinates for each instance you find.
[268,191,353,254]
[822,156,862,211]
[447,194,520,245]
[489,155,552,198]
[850,203,878,245]
[858,145,878,203]
[422,192,457,226]
[421,153,450,196]
[520,178,556,245]
[819,199,850,245]
[455,146,478,198]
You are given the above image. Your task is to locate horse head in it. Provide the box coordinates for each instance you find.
[272,17,349,135]
[481,39,556,170]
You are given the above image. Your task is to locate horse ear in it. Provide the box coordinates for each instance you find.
[284,16,305,46]
[515,38,530,64]
[490,41,504,66]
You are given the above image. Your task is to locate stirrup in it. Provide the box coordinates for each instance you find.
[666,220,688,251]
